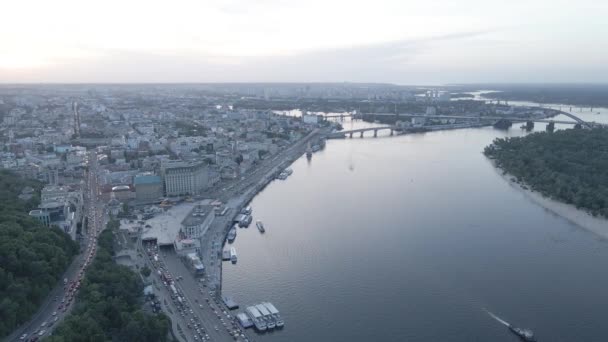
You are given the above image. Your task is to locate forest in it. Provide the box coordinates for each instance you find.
[484,128,608,218]
[46,221,169,342]
[0,170,79,338]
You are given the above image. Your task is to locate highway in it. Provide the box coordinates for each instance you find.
[6,151,106,342]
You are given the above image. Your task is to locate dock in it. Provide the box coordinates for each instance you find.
[222,296,239,310]
[236,313,253,329]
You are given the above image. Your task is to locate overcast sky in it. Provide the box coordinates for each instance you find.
[1,0,607,84]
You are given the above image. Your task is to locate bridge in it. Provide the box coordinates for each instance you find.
[324,111,591,127]
[369,113,584,125]
[328,126,395,139]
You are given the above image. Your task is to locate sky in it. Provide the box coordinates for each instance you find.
[1,0,607,84]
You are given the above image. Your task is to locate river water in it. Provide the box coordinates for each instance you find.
[223,108,608,341]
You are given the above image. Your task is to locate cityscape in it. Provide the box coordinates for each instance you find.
[2,1,608,342]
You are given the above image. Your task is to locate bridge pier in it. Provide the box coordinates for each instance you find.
[349,132,353,138]
[360,131,364,138]
[373,129,378,137]
[390,129,394,136]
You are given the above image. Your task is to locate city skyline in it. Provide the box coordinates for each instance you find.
[2,0,607,84]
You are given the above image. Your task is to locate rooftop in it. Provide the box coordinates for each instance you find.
[134,174,162,185]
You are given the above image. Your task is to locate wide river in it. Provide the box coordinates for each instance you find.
[223,106,608,342]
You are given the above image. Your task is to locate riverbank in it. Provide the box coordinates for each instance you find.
[492,162,608,239]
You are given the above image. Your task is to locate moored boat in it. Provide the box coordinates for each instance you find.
[256,220,265,233]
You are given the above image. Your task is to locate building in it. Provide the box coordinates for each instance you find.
[162,161,210,197]
[302,114,319,125]
[174,238,201,257]
[412,117,427,127]
[111,185,134,201]
[29,201,75,235]
[134,174,163,203]
[180,204,215,239]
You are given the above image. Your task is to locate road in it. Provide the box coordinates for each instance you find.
[5,151,106,342]
[137,239,249,342]
[137,128,325,342]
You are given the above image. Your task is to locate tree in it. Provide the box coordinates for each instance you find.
[140,266,151,278]
[485,128,608,218]
[0,170,78,338]
[48,224,169,342]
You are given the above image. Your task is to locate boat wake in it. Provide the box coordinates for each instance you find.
[484,309,510,327]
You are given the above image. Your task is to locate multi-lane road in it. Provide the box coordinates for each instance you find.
[142,129,324,342]
[137,239,250,342]
[6,151,106,342]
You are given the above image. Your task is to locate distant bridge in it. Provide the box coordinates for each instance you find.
[328,126,395,138]
[324,111,591,127]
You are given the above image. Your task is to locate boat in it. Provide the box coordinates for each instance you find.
[486,310,536,342]
[245,306,267,331]
[509,326,536,342]
[239,214,252,227]
[263,302,284,328]
[227,227,237,243]
[241,206,252,215]
[256,220,265,233]
[256,304,275,329]
[230,247,237,263]
[222,250,231,261]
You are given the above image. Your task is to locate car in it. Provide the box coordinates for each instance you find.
[38,330,46,336]
[19,333,27,340]
[40,322,47,328]
[52,311,57,316]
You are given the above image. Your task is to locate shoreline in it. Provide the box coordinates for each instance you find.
[492,162,608,239]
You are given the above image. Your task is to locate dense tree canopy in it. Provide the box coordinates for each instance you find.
[46,221,168,342]
[484,128,608,217]
[0,170,79,338]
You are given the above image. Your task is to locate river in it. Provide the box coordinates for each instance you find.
[222,108,608,341]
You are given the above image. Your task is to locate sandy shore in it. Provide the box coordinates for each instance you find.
[493,163,608,239]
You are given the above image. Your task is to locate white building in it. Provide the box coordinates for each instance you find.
[302,114,319,125]
[162,161,211,197]
[180,204,215,239]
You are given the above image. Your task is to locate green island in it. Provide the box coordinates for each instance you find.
[0,170,79,338]
[484,128,608,218]
[47,220,169,342]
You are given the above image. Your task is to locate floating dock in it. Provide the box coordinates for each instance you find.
[222,296,239,310]
[236,313,253,328]
[244,302,284,332]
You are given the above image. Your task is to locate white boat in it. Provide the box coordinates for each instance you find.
[246,306,267,331]
[241,206,252,215]
[256,304,275,329]
[263,302,284,328]
[230,247,237,263]
[238,214,252,227]
[256,220,265,233]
